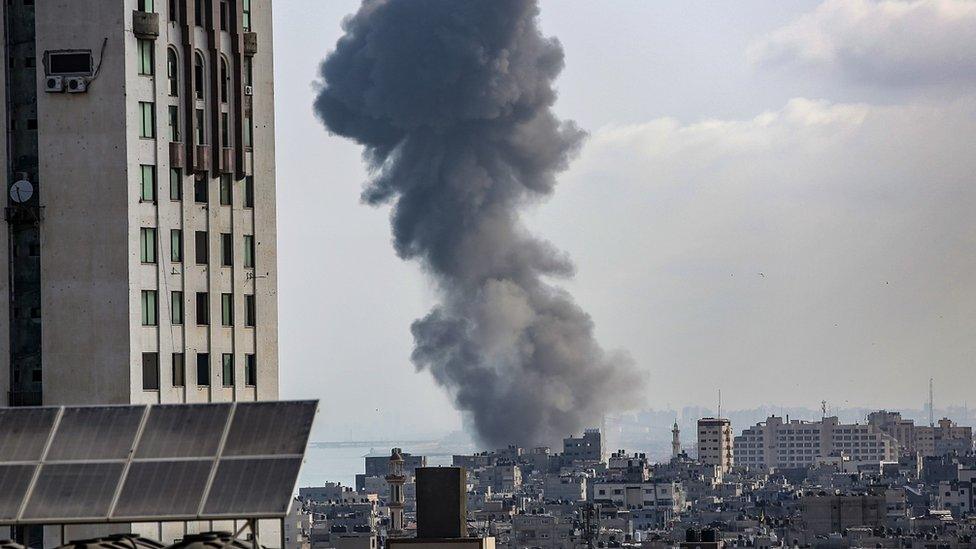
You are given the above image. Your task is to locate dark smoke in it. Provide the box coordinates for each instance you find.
[314,0,643,447]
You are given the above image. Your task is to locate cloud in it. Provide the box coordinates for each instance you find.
[748,0,976,87]
[535,95,976,408]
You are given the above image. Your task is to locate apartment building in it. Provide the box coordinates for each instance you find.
[734,416,899,470]
[1,0,278,407]
[867,412,974,457]
[697,418,734,474]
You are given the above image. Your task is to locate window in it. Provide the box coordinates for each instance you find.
[137,39,154,75]
[168,105,180,141]
[171,291,184,324]
[243,235,254,268]
[169,0,179,23]
[243,57,253,86]
[170,168,183,200]
[244,176,254,208]
[142,353,159,390]
[140,164,156,202]
[195,231,208,264]
[221,293,233,326]
[221,233,233,266]
[244,294,255,327]
[139,102,155,138]
[222,353,234,386]
[194,52,205,100]
[194,0,204,26]
[172,353,185,386]
[219,174,232,205]
[245,354,257,386]
[170,229,183,262]
[220,112,230,148]
[242,0,251,31]
[196,353,210,386]
[138,0,154,12]
[220,0,229,30]
[243,115,252,148]
[194,175,208,203]
[140,228,157,263]
[196,291,209,325]
[141,290,158,326]
[167,48,179,96]
[220,58,229,103]
[195,108,206,145]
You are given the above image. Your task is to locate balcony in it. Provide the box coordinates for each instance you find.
[169,142,185,169]
[194,145,211,174]
[133,11,160,39]
[243,32,258,56]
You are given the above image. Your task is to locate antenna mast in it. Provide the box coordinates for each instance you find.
[929,378,935,427]
[718,389,722,418]
[821,400,827,420]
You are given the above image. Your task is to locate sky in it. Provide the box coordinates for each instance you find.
[273,0,976,440]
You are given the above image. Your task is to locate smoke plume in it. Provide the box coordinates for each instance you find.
[314,0,643,447]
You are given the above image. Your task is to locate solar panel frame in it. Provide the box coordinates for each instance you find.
[0,400,317,525]
[0,407,58,462]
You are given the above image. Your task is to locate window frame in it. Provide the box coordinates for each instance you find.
[172,353,185,386]
[140,227,157,264]
[137,39,154,76]
[139,102,155,139]
[221,353,234,387]
[196,352,210,386]
[196,291,209,325]
[142,352,160,391]
[141,290,158,326]
[139,164,156,203]
[170,229,183,262]
[171,290,184,325]
[170,168,183,200]
[244,294,256,327]
[221,292,233,326]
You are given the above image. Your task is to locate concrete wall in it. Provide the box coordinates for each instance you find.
[37,0,131,405]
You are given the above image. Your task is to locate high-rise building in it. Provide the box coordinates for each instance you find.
[697,418,733,473]
[734,416,899,470]
[1,0,278,407]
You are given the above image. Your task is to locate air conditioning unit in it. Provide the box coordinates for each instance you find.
[44,76,64,93]
[244,85,253,96]
[65,76,88,93]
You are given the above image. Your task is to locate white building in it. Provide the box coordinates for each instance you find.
[734,416,898,470]
[697,418,734,474]
[1,0,278,404]
[1,0,278,546]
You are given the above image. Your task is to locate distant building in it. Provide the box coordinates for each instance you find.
[697,418,733,474]
[734,416,898,470]
[800,493,884,535]
[563,429,603,463]
[868,412,973,457]
[365,452,427,478]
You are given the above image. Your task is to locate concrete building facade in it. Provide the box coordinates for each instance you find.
[2,0,278,408]
[697,418,734,474]
[734,416,899,470]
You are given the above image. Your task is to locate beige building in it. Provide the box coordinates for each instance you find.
[697,418,734,474]
[734,416,898,470]
[1,0,278,407]
[1,0,279,546]
[867,412,974,457]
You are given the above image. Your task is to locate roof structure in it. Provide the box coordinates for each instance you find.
[0,400,317,526]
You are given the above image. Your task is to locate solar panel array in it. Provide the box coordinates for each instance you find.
[0,400,317,525]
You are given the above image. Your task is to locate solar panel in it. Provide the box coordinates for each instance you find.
[202,458,303,516]
[0,408,57,461]
[0,400,316,525]
[0,465,35,520]
[113,460,213,518]
[46,407,144,461]
[222,401,316,456]
[135,403,231,459]
[21,463,124,521]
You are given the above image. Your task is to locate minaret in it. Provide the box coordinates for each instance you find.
[672,420,681,458]
[386,447,406,538]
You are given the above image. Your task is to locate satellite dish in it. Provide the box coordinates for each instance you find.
[10,179,33,203]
